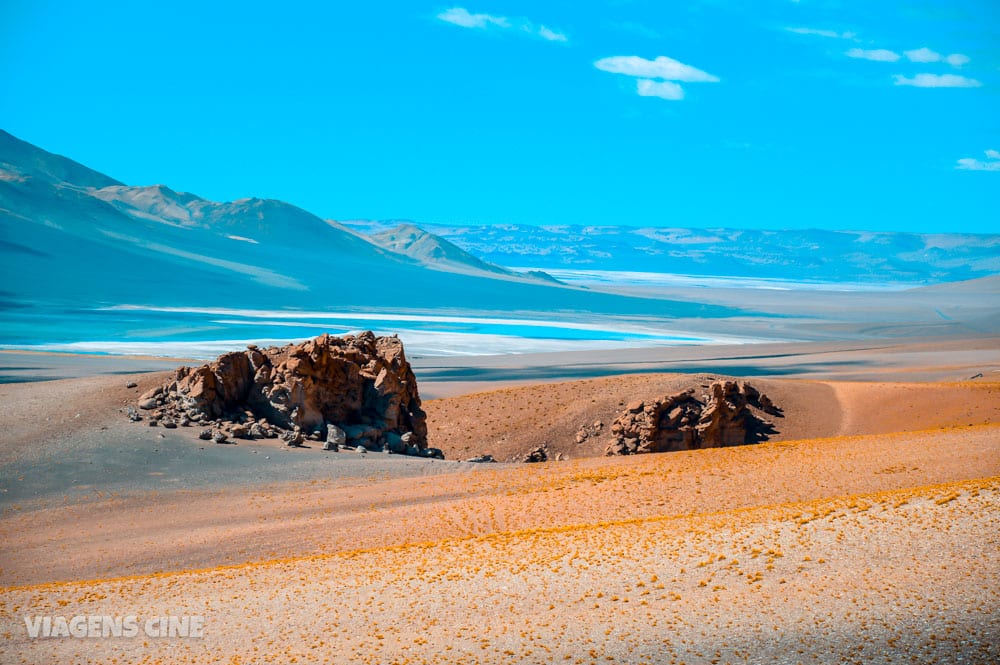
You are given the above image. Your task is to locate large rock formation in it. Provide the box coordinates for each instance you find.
[134,332,433,455]
[606,380,780,455]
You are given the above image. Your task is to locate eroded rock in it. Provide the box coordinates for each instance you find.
[606,381,780,456]
[133,332,433,457]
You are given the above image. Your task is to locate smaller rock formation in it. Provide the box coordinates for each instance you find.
[606,381,780,456]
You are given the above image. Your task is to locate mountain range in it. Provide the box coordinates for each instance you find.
[346,221,1000,287]
[0,129,724,319]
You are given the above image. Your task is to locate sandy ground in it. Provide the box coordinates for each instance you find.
[0,338,998,663]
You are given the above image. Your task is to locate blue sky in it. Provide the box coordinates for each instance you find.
[1,0,997,233]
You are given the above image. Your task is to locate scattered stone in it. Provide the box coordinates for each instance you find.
[465,455,497,463]
[126,406,142,422]
[575,419,605,444]
[161,419,177,429]
[138,398,158,410]
[282,431,304,447]
[198,429,213,440]
[212,430,229,444]
[125,381,138,389]
[230,424,250,439]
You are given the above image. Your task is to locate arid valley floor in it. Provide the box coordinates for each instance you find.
[0,337,998,664]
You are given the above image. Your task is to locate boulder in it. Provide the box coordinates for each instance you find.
[324,424,346,451]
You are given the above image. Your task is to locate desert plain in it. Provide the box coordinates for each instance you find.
[0,333,998,665]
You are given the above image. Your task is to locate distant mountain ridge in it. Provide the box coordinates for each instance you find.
[368,223,561,284]
[343,221,1000,286]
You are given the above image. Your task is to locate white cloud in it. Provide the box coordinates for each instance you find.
[595,55,718,102]
[846,48,900,62]
[902,48,970,67]
[437,7,567,43]
[437,7,508,29]
[786,26,856,39]
[537,25,568,42]
[893,73,983,88]
[956,151,1000,171]
[594,55,719,82]
[904,47,941,62]
[636,79,684,100]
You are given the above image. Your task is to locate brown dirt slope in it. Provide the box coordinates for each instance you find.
[424,373,999,461]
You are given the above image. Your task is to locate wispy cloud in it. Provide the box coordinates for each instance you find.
[785,26,856,40]
[595,55,719,102]
[846,48,900,62]
[595,56,719,83]
[437,7,508,29]
[956,150,1000,171]
[636,79,684,100]
[437,7,567,43]
[893,73,982,88]
[537,25,568,42]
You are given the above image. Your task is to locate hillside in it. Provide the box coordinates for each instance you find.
[370,223,515,277]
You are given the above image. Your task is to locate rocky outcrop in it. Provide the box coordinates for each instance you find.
[606,381,780,456]
[522,445,549,463]
[133,332,431,455]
